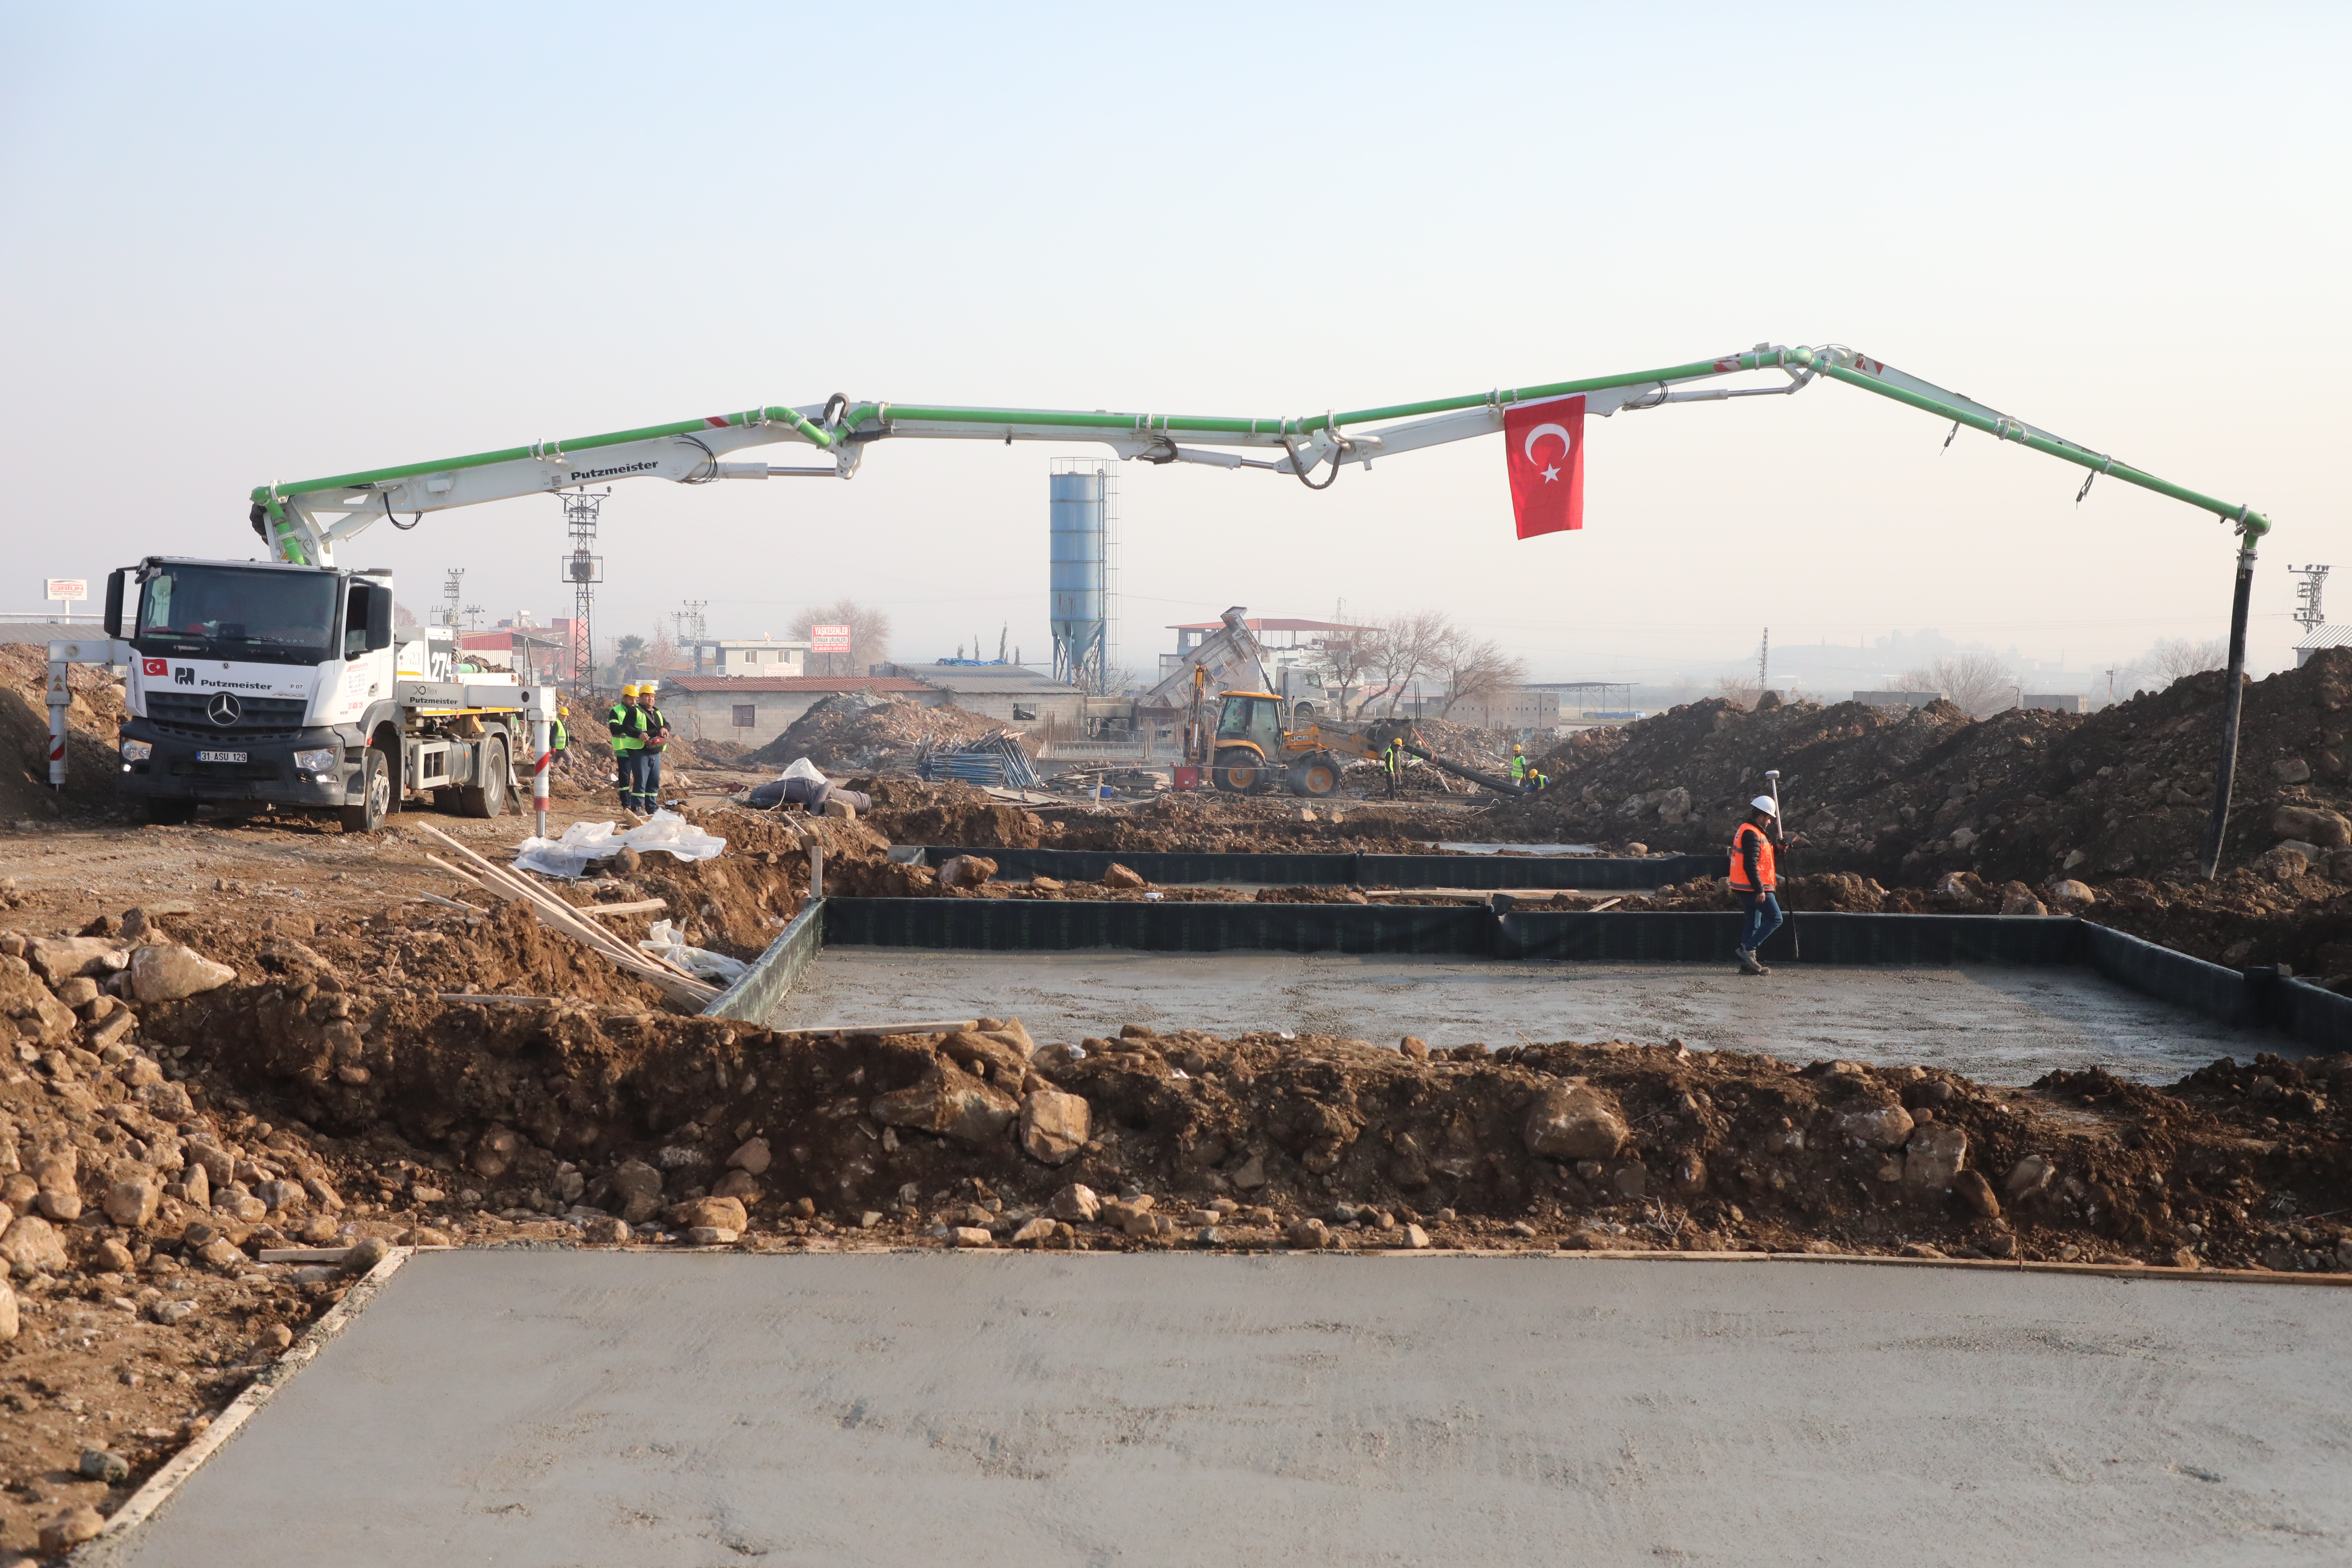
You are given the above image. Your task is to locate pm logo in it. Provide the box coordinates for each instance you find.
[174,667,195,686]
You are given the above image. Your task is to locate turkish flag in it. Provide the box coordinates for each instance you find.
[141,658,167,677]
[1504,394,1585,538]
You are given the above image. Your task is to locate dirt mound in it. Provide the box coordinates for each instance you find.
[1498,651,2352,888]
[0,642,131,827]
[747,693,1002,774]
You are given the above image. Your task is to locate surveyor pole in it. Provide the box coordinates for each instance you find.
[2199,546,2258,881]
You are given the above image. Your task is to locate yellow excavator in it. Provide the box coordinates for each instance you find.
[1203,689,1526,798]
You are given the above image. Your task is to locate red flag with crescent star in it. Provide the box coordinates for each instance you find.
[1503,394,1584,538]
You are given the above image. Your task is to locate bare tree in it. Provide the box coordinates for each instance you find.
[1366,612,1450,714]
[1306,626,1379,719]
[2116,636,2226,696]
[1713,673,1761,710]
[1896,652,2021,719]
[1433,629,1528,719]
[791,599,893,677]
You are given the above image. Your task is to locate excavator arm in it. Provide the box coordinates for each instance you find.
[247,344,2273,567]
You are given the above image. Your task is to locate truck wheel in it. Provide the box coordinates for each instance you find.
[1213,747,1269,794]
[457,738,509,818]
[340,747,391,834]
[1288,754,1340,798]
[141,797,197,825]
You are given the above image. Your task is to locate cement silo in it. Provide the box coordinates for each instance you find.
[1049,458,1115,691]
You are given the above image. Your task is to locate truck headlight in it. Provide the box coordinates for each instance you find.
[293,748,338,774]
[119,739,152,763]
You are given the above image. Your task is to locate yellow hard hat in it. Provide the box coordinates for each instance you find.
[558,705,570,716]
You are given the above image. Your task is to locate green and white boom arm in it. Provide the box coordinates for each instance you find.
[248,343,2272,566]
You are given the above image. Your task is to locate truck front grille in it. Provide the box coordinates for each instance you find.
[144,692,310,736]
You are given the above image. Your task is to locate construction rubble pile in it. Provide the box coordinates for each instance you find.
[1500,649,2352,882]
[747,692,1003,775]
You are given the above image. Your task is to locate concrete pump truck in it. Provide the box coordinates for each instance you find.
[48,343,2270,878]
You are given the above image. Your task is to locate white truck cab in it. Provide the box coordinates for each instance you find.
[107,556,549,832]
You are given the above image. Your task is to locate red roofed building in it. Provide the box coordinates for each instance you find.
[653,674,938,749]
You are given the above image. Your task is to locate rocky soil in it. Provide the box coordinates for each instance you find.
[747,692,1008,775]
[1500,650,2352,890]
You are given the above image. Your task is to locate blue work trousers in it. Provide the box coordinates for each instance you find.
[1737,890,1783,954]
[614,750,642,807]
[633,751,663,811]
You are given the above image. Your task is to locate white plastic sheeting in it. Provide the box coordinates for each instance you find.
[779,757,826,784]
[512,809,728,879]
[639,919,749,982]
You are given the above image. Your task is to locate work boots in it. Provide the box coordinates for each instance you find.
[1736,947,1769,976]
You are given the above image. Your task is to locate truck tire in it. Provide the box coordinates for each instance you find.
[1288,754,1341,798]
[141,797,197,825]
[1214,746,1273,795]
[340,747,391,834]
[457,738,509,818]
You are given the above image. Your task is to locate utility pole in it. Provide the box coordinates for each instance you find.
[2291,564,2329,633]
[1758,626,1770,696]
[560,488,610,710]
[673,600,708,670]
[439,568,464,629]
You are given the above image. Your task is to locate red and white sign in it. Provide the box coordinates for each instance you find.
[810,624,852,653]
[45,578,88,602]
[142,658,169,677]
[1503,395,1585,539]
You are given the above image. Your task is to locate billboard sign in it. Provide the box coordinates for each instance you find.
[810,624,852,653]
[45,578,88,602]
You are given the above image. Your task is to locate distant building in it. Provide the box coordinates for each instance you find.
[657,675,938,749]
[2296,625,2352,668]
[882,662,1093,733]
[1852,691,1949,709]
[685,636,812,678]
[1449,688,1562,731]
[2019,694,2088,713]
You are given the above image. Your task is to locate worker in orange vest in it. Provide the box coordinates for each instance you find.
[1730,794,1786,975]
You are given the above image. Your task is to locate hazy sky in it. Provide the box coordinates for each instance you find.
[4,5,2345,688]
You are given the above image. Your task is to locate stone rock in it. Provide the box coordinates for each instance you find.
[0,960,77,1043]
[1099,863,1147,890]
[2,1216,69,1274]
[172,1160,211,1210]
[710,1169,758,1200]
[1228,1153,1266,1190]
[78,1448,130,1483]
[1999,887,2047,917]
[194,1236,242,1271]
[341,1237,392,1276]
[2004,1155,2054,1200]
[684,1226,738,1246]
[1398,1036,1429,1060]
[470,1126,522,1180]
[1010,1216,1057,1246]
[1836,1102,1916,1149]
[870,1060,1018,1147]
[1521,1083,1630,1161]
[27,936,124,983]
[1046,1183,1100,1223]
[147,1298,196,1326]
[1903,1122,1969,1191]
[136,1079,194,1120]
[2046,879,2095,909]
[257,1178,307,1214]
[578,1215,631,1244]
[2274,756,2314,785]
[2272,802,2351,848]
[727,1137,772,1176]
[979,1017,1037,1058]
[36,1190,82,1222]
[186,1142,235,1186]
[0,1279,16,1342]
[104,1178,161,1229]
[672,1196,748,1233]
[2170,1247,2202,1270]
[609,1160,665,1225]
[937,854,999,890]
[1019,1088,1091,1165]
[303,1176,343,1212]
[100,1239,145,1276]
[1952,1169,2001,1219]
[1401,1223,1431,1250]
[950,1226,995,1248]
[128,943,236,1002]
[1285,1217,1330,1250]
[89,1010,138,1053]
[54,976,100,1009]
[38,1505,105,1555]
[33,1151,77,1198]
[1613,1163,1648,1199]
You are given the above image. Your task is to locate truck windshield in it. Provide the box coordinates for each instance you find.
[135,566,338,663]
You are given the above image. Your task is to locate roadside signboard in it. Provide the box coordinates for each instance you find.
[811,624,852,652]
[45,578,88,603]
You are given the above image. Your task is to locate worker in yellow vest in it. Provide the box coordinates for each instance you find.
[633,685,671,813]
[607,684,646,809]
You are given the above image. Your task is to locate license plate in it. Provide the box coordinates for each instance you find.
[197,750,248,764]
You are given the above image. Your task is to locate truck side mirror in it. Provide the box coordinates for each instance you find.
[104,570,128,639]
[365,584,394,651]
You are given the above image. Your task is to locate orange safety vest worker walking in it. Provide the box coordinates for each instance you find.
[1730,794,1784,975]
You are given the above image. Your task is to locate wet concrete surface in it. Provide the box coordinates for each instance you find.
[99,1251,2352,1567]
[771,950,2293,1084]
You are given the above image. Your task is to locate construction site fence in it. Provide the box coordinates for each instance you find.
[787,898,2352,1053]
[919,846,1728,890]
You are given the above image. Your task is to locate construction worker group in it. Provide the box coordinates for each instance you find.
[607,682,670,814]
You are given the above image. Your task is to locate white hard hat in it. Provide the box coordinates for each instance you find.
[1750,795,1779,816]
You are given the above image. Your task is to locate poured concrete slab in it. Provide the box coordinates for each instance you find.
[100,1252,2352,1567]
[771,950,2290,1084]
